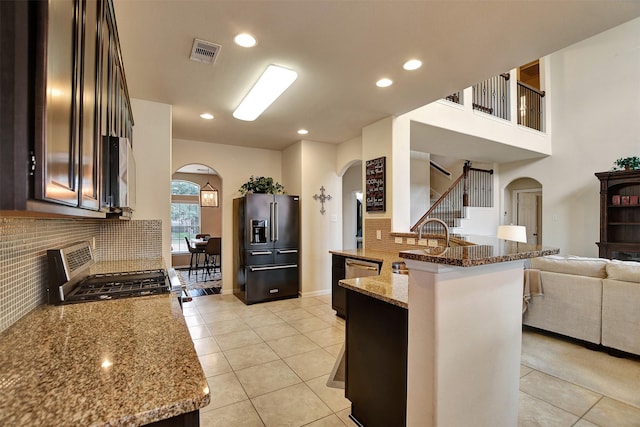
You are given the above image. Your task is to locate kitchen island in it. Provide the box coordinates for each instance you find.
[0,260,209,426]
[337,237,558,427]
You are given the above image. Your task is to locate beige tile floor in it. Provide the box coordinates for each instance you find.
[184,294,640,427]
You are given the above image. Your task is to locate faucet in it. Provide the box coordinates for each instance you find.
[418,218,450,247]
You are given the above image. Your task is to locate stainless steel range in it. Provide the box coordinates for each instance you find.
[47,241,172,305]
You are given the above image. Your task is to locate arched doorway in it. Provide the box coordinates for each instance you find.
[171,163,222,268]
[504,177,542,245]
[342,161,362,249]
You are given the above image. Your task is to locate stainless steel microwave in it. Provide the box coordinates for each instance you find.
[102,136,136,218]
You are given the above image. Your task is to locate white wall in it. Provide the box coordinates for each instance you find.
[362,117,394,233]
[499,17,640,256]
[299,140,342,296]
[172,138,282,292]
[410,151,430,226]
[337,135,362,175]
[131,98,172,264]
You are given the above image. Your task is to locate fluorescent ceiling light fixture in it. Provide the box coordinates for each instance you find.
[200,113,214,120]
[234,33,257,48]
[376,78,393,88]
[297,129,308,135]
[233,65,298,121]
[403,59,422,71]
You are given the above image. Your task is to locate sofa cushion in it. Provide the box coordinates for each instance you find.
[530,256,608,278]
[606,260,640,283]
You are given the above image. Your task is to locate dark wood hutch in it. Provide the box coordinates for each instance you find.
[596,169,640,261]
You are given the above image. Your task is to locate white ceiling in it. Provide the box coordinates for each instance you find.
[113,1,640,154]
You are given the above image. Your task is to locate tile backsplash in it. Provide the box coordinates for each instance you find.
[0,218,162,333]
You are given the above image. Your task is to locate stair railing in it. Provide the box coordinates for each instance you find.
[411,162,493,233]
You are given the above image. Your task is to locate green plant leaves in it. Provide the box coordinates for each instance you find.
[239,176,285,194]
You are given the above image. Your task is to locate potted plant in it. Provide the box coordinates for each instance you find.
[612,156,640,171]
[239,176,285,195]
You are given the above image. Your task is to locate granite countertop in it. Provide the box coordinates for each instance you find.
[329,249,408,309]
[399,235,559,267]
[330,237,559,308]
[0,263,209,426]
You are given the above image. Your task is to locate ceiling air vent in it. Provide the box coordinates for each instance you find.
[189,38,221,64]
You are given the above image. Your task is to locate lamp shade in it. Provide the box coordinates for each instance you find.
[200,182,219,207]
[497,225,527,243]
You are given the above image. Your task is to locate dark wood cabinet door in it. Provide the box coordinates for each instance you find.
[79,0,100,210]
[35,0,83,206]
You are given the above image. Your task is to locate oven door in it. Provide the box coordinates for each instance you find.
[244,264,298,304]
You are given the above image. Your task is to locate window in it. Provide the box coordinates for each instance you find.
[171,180,200,253]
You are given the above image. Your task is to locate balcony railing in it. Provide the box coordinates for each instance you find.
[518,82,545,132]
[442,68,546,133]
[472,73,510,120]
[444,91,463,105]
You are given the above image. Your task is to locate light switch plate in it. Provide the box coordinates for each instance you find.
[395,237,403,244]
[417,239,427,246]
[376,230,382,240]
[407,238,416,244]
[428,239,439,247]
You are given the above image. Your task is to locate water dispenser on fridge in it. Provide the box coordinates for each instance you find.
[251,219,268,244]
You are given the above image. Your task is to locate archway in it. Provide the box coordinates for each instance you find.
[504,177,543,245]
[171,163,223,268]
[341,160,362,249]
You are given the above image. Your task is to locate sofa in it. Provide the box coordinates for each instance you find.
[523,255,640,356]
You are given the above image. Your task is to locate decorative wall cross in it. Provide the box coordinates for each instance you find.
[313,186,332,215]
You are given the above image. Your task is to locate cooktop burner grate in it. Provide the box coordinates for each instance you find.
[65,269,169,302]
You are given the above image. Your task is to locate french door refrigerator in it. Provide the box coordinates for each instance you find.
[233,194,300,304]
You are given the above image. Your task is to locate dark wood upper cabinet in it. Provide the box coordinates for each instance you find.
[35,0,82,207]
[0,0,132,217]
[79,0,100,210]
[596,170,640,261]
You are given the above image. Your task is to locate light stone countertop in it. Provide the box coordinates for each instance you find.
[330,237,559,309]
[329,249,408,309]
[0,260,210,426]
[399,235,559,267]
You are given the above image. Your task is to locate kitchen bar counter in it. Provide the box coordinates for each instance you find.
[399,235,559,266]
[0,274,209,426]
[329,249,408,309]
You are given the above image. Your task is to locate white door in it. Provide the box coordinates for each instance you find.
[516,191,542,245]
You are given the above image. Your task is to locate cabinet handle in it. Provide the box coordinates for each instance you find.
[277,249,298,254]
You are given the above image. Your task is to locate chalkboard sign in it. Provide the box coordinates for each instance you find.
[365,156,386,212]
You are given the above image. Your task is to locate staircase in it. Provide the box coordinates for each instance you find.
[412,161,494,235]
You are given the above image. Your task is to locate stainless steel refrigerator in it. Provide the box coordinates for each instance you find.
[233,194,300,304]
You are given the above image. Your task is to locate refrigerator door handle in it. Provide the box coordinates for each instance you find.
[274,202,279,242]
[277,249,298,254]
[249,264,298,272]
[250,251,273,256]
[270,202,275,241]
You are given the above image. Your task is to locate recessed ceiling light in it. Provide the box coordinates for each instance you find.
[233,64,298,121]
[234,33,256,48]
[200,113,214,120]
[403,59,422,71]
[376,78,393,88]
[297,129,309,135]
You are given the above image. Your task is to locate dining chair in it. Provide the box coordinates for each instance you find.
[185,237,206,278]
[203,237,222,278]
[195,233,211,240]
